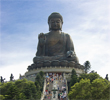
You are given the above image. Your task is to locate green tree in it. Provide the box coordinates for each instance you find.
[22,83,32,99]
[0,81,14,96]
[35,81,41,90]
[0,95,5,100]
[69,69,78,91]
[35,72,44,92]
[84,61,91,73]
[6,84,19,99]
[39,71,44,78]
[29,81,38,99]
[35,74,41,82]
[68,79,91,100]
[36,90,41,99]
[91,79,109,99]
[17,93,26,99]
[0,79,39,100]
[78,72,101,83]
[18,79,38,100]
[88,73,101,82]
[101,83,110,99]
[68,78,110,100]
[71,68,77,78]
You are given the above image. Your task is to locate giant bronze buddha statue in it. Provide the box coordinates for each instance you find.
[27,12,82,71]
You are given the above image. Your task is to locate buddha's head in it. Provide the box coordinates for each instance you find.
[48,12,63,31]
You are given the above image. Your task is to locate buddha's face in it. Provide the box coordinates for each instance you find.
[49,18,62,31]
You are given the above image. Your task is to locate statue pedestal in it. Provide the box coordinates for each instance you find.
[24,65,84,82]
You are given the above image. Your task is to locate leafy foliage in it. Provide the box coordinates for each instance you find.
[91,79,109,99]
[6,84,20,99]
[101,82,110,99]
[78,72,101,83]
[34,71,44,97]
[84,61,91,73]
[0,71,45,100]
[0,79,38,100]
[68,73,110,100]
[68,79,91,99]
[68,69,78,91]
[39,71,44,77]
[0,95,5,100]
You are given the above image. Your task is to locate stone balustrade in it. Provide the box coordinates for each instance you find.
[25,66,84,79]
[40,79,46,100]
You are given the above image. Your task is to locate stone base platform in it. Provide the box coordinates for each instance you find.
[23,66,84,82]
[26,66,84,76]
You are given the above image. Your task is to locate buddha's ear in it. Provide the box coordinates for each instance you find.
[49,23,51,31]
[49,27,51,31]
[38,34,40,39]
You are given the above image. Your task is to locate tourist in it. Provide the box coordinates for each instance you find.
[47,91,49,95]
[46,89,48,94]
[64,82,66,87]
[50,77,51,82]
[59,87,62,92]
[44,95,47,99]
[60,93,63,100]
[58,75,59,80]
[58,93,60,99]
[64,78,66,82]
[49,90,51,94]
[48,96,50,99]
[57,84,59,90]
[47,82,49,87]
[52,78,53,83]
[64,88,66,91]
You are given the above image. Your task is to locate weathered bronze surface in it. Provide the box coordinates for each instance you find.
[27,12,83,71]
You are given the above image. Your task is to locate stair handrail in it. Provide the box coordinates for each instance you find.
[40,78,46,100]
[66,79,70,100]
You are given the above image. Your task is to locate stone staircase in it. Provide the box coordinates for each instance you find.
[41,76,68,100]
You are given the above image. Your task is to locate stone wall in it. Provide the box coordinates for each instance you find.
[21,66,84,82]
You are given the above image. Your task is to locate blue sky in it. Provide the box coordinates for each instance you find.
[0,0,110,81]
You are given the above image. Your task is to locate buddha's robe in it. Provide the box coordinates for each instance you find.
[36,32,74,55]
[35,32,79,63]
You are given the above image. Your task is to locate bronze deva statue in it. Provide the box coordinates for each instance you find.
[28,12,80,70]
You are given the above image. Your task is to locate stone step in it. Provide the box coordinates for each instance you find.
[43,78,68,100]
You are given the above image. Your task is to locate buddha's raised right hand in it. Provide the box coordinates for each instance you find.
[38,33,46,47]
